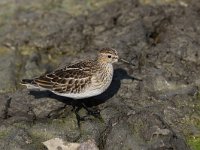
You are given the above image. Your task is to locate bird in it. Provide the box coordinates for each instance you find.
[21,48,134,99]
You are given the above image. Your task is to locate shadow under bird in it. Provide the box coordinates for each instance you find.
[21,48,135,100]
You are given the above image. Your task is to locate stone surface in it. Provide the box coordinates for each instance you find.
[43,138,98,150]
[0,0,200,149]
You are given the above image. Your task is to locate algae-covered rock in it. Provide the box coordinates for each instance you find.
[0,0,200,149]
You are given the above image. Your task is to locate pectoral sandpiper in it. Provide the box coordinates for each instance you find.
[21,48,134,124]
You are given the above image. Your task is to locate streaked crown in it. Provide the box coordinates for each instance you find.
[98,48,119,63]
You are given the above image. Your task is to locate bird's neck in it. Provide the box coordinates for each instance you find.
[97,60,112,68]
[98,62,113,75]
[95,57,113,72]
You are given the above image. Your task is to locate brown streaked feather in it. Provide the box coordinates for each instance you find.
[67,60,95,69]
[32,60,97,93]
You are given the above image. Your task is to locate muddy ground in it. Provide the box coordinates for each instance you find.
[0,0,200,149]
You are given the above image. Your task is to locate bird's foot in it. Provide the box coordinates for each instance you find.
[81,103,100,117]
[72,103,101,127]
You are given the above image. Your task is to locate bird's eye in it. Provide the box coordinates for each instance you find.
[108,55,111,58]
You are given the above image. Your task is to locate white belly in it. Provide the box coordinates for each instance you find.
[53,88,106,99]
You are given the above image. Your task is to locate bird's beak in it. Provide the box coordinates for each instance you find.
[119,58,135,66]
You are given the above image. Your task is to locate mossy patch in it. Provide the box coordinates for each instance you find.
[29,131,49,150]
[29,123,56,150]
[188,137,200,150]
[132,119,145,135]
[1,0,115,17]
[139,0,186,5]
[27,116,79,149]
[51,116,78,131]
[0,130,9,139]
[182,102,200,150]
[58,0,115,16]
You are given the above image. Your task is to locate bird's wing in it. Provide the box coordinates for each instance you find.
[33,60,97,93]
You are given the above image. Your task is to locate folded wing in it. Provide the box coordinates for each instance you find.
[32,60,97,94]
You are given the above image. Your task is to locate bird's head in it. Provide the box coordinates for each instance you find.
[98,48,119,64]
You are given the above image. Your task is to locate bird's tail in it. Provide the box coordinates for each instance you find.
[21,79,34,85]
[20,79,40,89]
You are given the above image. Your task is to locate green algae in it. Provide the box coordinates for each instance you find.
[0,0,115,17]
[61,0,115,16]
[132,119,145,135]
[188,137,200,150]
[139,0,188,5]
[0,130,9,139]
[184,92,200,150]
[181,116,200,150]
[29,131,49,150]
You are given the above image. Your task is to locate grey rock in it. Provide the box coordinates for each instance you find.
[0,95,11,119]
[0,0,200,149]
[0,49,17,93]
[43,138,98,150]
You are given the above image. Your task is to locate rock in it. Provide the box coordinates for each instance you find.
[0,125,34,150]
[78,139,99,150]
[0,48,18,93]
[0,0,200,149]
[43,138,98,150]
[0,95,11,119]
[100,117,145,150]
